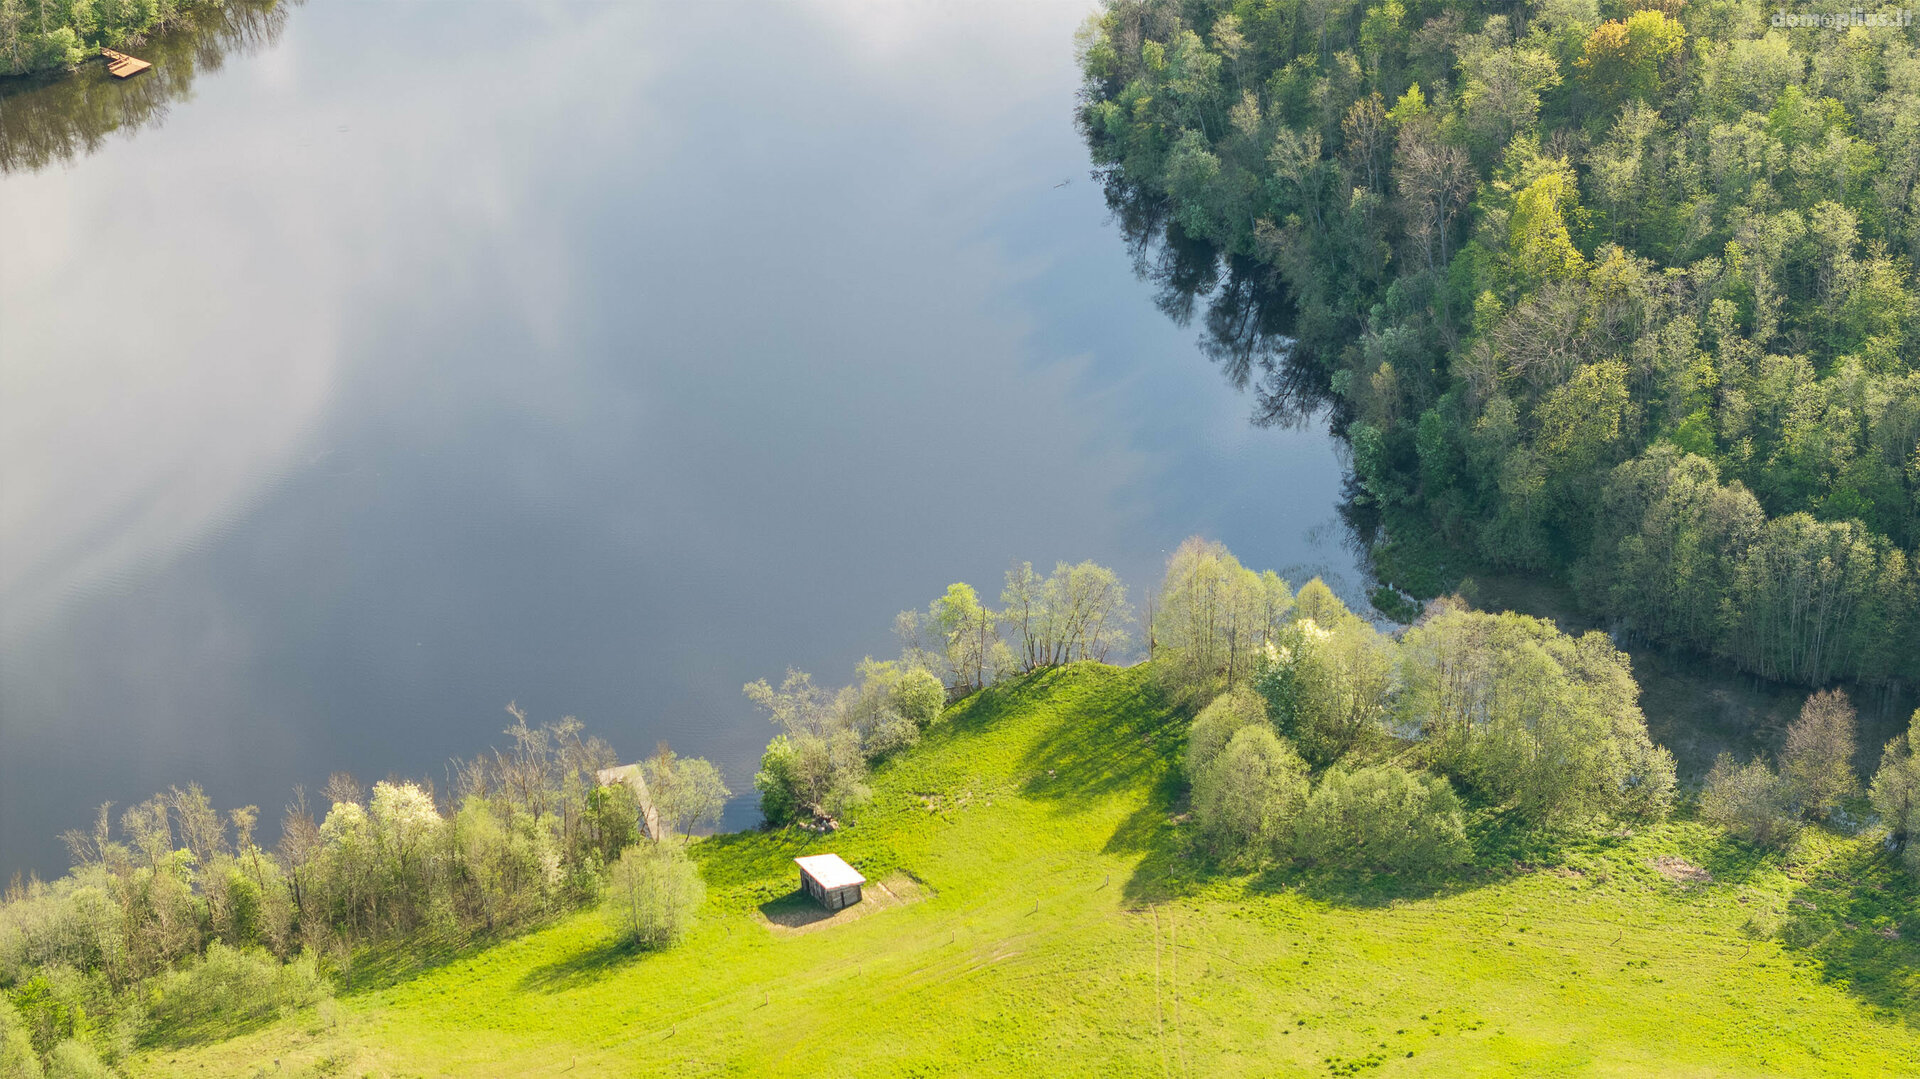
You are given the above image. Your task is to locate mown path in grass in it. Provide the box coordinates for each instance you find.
[133,665,1920,1077]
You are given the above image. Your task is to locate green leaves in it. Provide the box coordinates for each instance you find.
[1078,0,1920,688]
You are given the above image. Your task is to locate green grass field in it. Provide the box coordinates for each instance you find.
[132,664,1920,1077]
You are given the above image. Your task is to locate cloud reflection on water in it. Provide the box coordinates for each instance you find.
[0,0,1355,875]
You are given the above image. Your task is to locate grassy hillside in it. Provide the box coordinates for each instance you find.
[134,664,1920,1077]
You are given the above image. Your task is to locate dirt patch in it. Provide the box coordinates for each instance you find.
[1650,855,1713,885]
[755,871,929,936]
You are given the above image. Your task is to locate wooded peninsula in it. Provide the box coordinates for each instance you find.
[1077,0,1920,685]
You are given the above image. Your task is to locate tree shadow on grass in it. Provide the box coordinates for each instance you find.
[140,1007,294,1050]
[1018,666,1185,809]
[515,937,649,995]
[1105,765,1196,906]
[1243,863,1470,907]
[340,927,496,995]
[692,826,812,892]
[1776,840,1920,1026]
[1688,832,1774,889]
[1178,803,1656,909]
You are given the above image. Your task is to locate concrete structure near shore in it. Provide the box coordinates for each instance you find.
[595,763,662,840]
[795,853,865,911]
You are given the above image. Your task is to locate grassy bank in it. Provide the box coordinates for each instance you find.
[132,664,1920,1076]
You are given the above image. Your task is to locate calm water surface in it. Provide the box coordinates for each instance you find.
[0,0,1359,876]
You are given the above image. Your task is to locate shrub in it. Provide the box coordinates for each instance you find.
[1289,765,1470,875]
[583,782,643,862]
[747,671,873,825]
[1190,726,1309,862]
[43,1041,109,1079]
[642,750,731,838]
[145,943,331,1041]
[0,998,39,1079]
[1256,614,1392,768]
[752,730,868,827]
[1701,754,1800,847]
[892,667,946,728]
[603,842,705,949]
[865,710,921,758]
[1781,689,1859,819]
[1184,687,1270,780]
[753,736,802,826]
[1869,711,1920,866]
[1396,608,1676,823]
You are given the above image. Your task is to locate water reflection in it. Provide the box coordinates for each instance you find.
[1100,176,1331,429]
[0,0,1361,878]
[0,0,294,174]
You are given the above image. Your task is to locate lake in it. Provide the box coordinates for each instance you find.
[0,0,1358,878]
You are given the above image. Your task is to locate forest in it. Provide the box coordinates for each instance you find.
[1076,0,1920,684]
[0,0,270,78]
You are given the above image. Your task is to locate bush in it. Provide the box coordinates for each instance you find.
[603,843,704,949]
[1289,765,1470,875]
[43,1042,109,1079]
[1184,688,1269,780]
[1781,689,1859,819]
[753,736,802,825]
[1701,754,1800,847]
[751,729,868,827]
[0,998,40,1079]
[21,30,83,78]
[642,751,731,838]
[145,943,331,1041]
[865,710,921,758]
[892,667,946,728]
[1256,613,1392,768]
[1869,710,1920,866]
[1190,726,1309,863]
[4,970,105,1063]
[1396,608,1676,823]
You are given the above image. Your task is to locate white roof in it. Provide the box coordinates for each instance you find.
[794,853,866,890]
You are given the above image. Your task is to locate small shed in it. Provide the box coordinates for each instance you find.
[795,853,865,911]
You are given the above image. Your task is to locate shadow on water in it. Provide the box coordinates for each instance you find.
[0,0,296,174]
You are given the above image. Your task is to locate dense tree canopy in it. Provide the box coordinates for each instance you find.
[1394,603,1677,822]
[1079,0,1920,684]
[1151,536,1292,699]
[1177,543,1676,873]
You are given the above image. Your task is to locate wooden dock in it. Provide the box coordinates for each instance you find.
[101,48,151,79]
